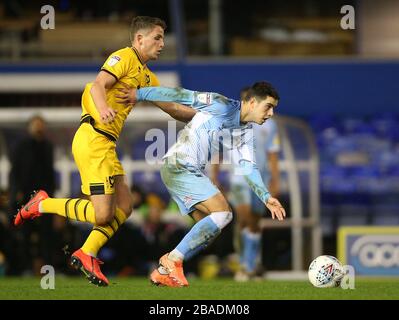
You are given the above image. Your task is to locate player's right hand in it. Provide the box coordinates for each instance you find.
[99,107,118,124]
[266,197,286,221]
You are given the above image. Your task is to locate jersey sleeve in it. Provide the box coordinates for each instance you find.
[240,161,271,203]
[136,87,235,116]
[101,50,131,81]
[231,128,271,203]
[136,86,196,105]
[193,92,233,114]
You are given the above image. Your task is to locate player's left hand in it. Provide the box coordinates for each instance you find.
[265,197,286,221]
[115,82,137,105]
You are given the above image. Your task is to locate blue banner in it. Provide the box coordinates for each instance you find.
[338,227,399,276]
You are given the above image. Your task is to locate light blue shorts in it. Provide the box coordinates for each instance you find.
[160,162,220,215]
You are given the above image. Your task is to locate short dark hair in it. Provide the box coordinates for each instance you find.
[130,16,166,39]
[243,81,280,102]
[240,86,251,101]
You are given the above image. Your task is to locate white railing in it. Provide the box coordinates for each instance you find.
[274,115,322,270]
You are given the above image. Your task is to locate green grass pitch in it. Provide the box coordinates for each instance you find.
[0,276,398,300]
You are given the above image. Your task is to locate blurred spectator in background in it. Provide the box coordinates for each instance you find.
[8,115,56,274]
[9,115,55,212]
[131,185,146,210]
[140,193,186,274]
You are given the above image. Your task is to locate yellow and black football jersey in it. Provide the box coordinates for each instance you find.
[81,47,160,140]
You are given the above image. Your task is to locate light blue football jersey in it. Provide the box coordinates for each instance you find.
[137,87,271,207]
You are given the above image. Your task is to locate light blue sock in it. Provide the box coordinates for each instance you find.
[175,215,221,261]
[242,229,261,273]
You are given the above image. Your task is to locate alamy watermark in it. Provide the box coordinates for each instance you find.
[40,5,55,30]
[40,4,355,32]
[142,122,255,176]
[339,265,355,289]
[340,5,355,30]
[40,265,55,289]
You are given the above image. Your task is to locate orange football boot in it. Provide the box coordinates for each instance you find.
[157,253,189,287]
[14,190,48,226]
[70,249,109,287]
[150,267,181,287]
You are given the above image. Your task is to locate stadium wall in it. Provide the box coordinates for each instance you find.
[0,59,398,116]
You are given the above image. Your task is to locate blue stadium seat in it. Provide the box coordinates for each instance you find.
[313,114,399,230]
[326,136,359,156]
[371,117,398,137]
[351,122,377,136]
[320,165,354,193]
[308,114,339,133]
[348,166,381,193]
[131,171,169,200]
[340,117,368,134]
[317,127,341,148]
[386,126,399,143]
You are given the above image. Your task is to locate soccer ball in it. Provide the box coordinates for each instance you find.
[308,255,344,288]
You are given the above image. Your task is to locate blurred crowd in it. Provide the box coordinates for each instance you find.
[0,185,239,278]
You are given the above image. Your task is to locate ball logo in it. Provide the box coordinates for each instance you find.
[324,264,333,275]
[350,235,399,268]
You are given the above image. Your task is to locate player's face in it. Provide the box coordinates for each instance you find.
[252,96,278,125]
[139,26,165,61]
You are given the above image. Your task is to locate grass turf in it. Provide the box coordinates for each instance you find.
[0,276,398,300]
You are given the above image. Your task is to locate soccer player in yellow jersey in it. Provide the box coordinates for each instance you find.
[14,16,195,286]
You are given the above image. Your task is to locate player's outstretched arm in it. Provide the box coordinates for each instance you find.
[153,101,197,123]
[136,86,195,105]
[238,160,285,221]
[115,85,196,122]
[116,85,195,105]
[115,82,137,105]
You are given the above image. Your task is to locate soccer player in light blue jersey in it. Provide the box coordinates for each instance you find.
[119,82,286,287]
[212,86,281,281]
